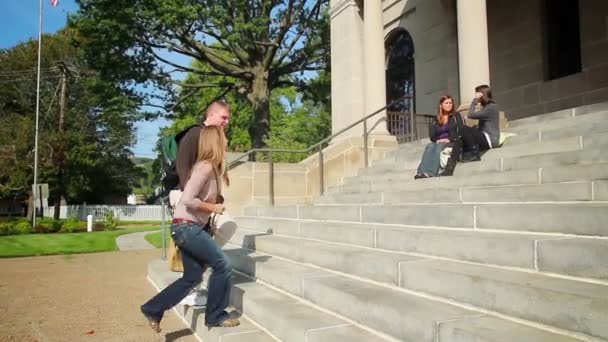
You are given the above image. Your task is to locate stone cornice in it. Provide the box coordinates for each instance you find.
[330,0,360,19]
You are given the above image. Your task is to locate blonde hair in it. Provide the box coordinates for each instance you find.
[197,125,229,186]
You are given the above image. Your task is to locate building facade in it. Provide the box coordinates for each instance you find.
[330,0,608,137]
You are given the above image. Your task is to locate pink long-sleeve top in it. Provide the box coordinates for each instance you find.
[173,161,220,225]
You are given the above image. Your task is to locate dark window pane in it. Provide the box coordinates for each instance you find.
[544,0,582,80]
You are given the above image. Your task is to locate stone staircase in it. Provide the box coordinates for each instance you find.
[148,101,608,341]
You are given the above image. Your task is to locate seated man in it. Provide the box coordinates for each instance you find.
[460,84,500,162]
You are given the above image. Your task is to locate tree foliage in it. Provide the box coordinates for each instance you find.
[163,60,330,163]
[0,29,142,205]
[71,0,330,149]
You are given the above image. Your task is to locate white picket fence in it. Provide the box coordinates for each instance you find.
[43,205,169,221]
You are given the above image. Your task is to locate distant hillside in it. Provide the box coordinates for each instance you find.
[132,157,154,166]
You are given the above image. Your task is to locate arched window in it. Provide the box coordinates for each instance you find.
[385,29,415,112]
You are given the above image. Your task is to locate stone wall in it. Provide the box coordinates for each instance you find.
[383,0,460,115]
[224,137,397,215]
[487,0,608,120]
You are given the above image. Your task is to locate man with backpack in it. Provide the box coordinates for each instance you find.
[175,101,230,190]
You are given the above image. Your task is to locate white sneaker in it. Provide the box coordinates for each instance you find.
[180,292,207,307]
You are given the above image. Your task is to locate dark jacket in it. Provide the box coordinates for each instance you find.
[429,113,465,143]
[468,99,500,147]
[176,125,203,190]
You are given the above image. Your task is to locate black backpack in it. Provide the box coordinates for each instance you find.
[160,125,200,196]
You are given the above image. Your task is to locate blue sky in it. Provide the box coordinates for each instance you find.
[0,0,174,159]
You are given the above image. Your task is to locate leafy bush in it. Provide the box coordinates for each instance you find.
[60,218,82,233]
[11,220,32,235]
[103,211,118,231]
[0,219,32,235]
[34,219,62,233]
[0,221,12,236]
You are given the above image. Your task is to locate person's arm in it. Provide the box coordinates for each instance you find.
[468,99,493,120]
[176,128,200,190]
[180,162,223,214]
[429,121,438,142]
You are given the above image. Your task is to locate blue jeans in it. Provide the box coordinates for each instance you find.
[417,142,448,176]
[141,222,233,326]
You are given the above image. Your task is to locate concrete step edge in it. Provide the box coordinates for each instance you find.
[228,265,399,342]
[231,226,608,285]
[225,241,593,341]
[238,211,608,236]
[145,269,277,342]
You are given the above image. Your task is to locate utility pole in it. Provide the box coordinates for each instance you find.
[32,0,44,227]
[53,63,67,220]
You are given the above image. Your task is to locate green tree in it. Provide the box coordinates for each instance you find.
[163,61,330,163]
[71,0,330,150]
[0,29,142,213]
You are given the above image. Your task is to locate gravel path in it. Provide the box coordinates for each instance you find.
[0,250,198,342]
[116,231,159,251]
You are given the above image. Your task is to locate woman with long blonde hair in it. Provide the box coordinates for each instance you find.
[141,125,239,332]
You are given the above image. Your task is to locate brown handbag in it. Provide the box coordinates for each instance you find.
[168,239,184,272]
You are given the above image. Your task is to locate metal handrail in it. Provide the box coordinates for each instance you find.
[228,94,413,205]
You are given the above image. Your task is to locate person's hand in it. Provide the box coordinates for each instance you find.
[437,138,450,144]
[213,204,225,214]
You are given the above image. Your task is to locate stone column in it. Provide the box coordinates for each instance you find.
[456,0,490,105]
[330,0,365,137]
[363,0,389,135]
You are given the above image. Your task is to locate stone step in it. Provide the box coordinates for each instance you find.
[337,162,608,195]
[233,220,608,281]
[244,201,608,236]
[438,315,584,342]
[224,243,586,341]
[318,180,608,204]
[354,146,608,182]
[228,230,608,339]
[421,135,583,165]
[506,102,608,128]
[386,115,608,161]
[508,108,608,132]
[146,259,275,342]
[377,130,608,176]
[399,259,608,340]
[507,119,608,145]
[148,258,384,342]
[383,135,583,170]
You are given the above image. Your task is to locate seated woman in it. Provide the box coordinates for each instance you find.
[460,84,500,162]
[415,95,465,179]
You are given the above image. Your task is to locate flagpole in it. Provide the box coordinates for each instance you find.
[32,0,44,228]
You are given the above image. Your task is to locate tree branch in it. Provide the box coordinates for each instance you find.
[170,80,235,89]
[176,33,249,77]
[274,1,324,67]
[265,0,298,68]
[198,27,251,66]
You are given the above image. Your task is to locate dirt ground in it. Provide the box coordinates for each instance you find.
[0,250,199,342]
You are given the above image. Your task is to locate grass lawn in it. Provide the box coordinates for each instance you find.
[0,226,161,258]
[145,228,170,248]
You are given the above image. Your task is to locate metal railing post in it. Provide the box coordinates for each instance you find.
[160,195,166,260]
[363,119,369,168]
[269,151,275,206]
[410,111,415,142]
[318,147,324,195]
